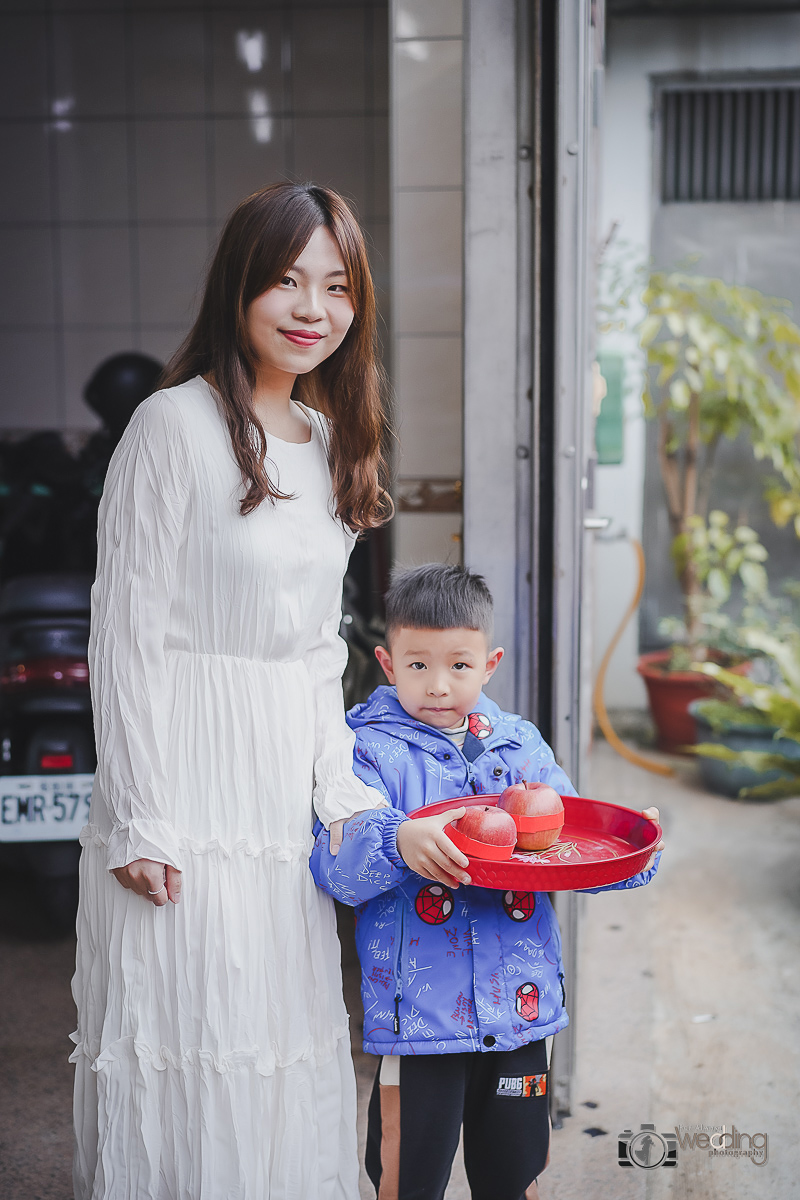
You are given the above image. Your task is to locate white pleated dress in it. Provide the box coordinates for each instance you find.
[71,377,383,1200]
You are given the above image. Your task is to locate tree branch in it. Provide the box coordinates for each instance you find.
[658,415,684,538]
[681,394,703,652]
[696,431,721,519]
[682,392,700,526]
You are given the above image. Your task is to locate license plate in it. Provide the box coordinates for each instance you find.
[0,774,94,842]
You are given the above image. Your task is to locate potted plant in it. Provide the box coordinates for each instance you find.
[639,511,767,751]
[637,271,800,751]
[688,614,800,799]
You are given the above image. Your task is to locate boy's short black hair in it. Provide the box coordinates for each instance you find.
[384,563,494,643]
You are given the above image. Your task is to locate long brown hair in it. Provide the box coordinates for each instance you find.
[161,182,392,531]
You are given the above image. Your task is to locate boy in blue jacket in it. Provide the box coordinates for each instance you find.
[311,564,662,1200]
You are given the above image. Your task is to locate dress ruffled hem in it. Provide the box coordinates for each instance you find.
[68,1025,351,1078]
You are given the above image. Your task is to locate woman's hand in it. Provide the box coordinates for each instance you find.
[111,859,182,906]
[328,811,374,856]
[396,807,472,888]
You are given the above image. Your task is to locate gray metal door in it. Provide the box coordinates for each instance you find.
[547,0,605,1123]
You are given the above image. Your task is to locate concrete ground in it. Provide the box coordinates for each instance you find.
[1,737,798,1199]
[535,738,800,1200]
[0,870,76,1199]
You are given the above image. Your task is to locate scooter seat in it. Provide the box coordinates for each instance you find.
[0,574,93,620]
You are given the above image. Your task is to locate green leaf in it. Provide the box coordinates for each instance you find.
[724,548,744,574]
[669,379,691,409]
[739,561,768,597]
[741,628,800,696]
[690,743,800,799]
[687,742,743,761]
[734,524,758,542]
[707,568,730,603]
[708,527,733,555]
[741,776,800,799]
[684,366,703,392]
[640,314,661,346]
[727,750,800,774]
[691,699,775,731]
[687,314,713,354]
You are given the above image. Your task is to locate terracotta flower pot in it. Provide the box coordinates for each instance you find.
[637,650,719,753]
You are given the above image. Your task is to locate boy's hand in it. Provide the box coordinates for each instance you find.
[642,806,664,869]
[396,808,472,888]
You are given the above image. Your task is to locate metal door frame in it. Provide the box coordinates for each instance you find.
[463,0,603,1120]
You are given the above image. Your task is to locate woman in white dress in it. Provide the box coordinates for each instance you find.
[71,182,391,1199]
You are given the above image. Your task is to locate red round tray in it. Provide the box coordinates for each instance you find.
[410,794,661,891]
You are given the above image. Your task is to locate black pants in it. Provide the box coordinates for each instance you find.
[365,1041,550,1200]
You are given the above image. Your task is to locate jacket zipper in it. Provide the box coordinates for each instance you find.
[393,905,405,1035]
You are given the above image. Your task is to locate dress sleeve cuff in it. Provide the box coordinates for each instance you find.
[313,777,389,827]
[96,818,184,872]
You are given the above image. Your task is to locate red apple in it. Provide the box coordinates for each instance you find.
[455,806,517,849]
[498,782,564,851]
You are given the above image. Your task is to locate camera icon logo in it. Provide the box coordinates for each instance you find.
[618,1124,678,1169]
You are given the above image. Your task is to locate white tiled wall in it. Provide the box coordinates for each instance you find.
[394,335,462,478]
[390,0,464,565]
[0,0,389,431]
[393,512,463,566]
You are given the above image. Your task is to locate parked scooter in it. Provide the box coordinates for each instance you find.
[0,354,162,934]
[0,574,94,931]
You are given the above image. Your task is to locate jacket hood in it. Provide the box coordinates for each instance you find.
[347,685,523,753]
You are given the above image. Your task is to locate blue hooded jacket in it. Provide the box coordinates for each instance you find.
[310,686,660,1057]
